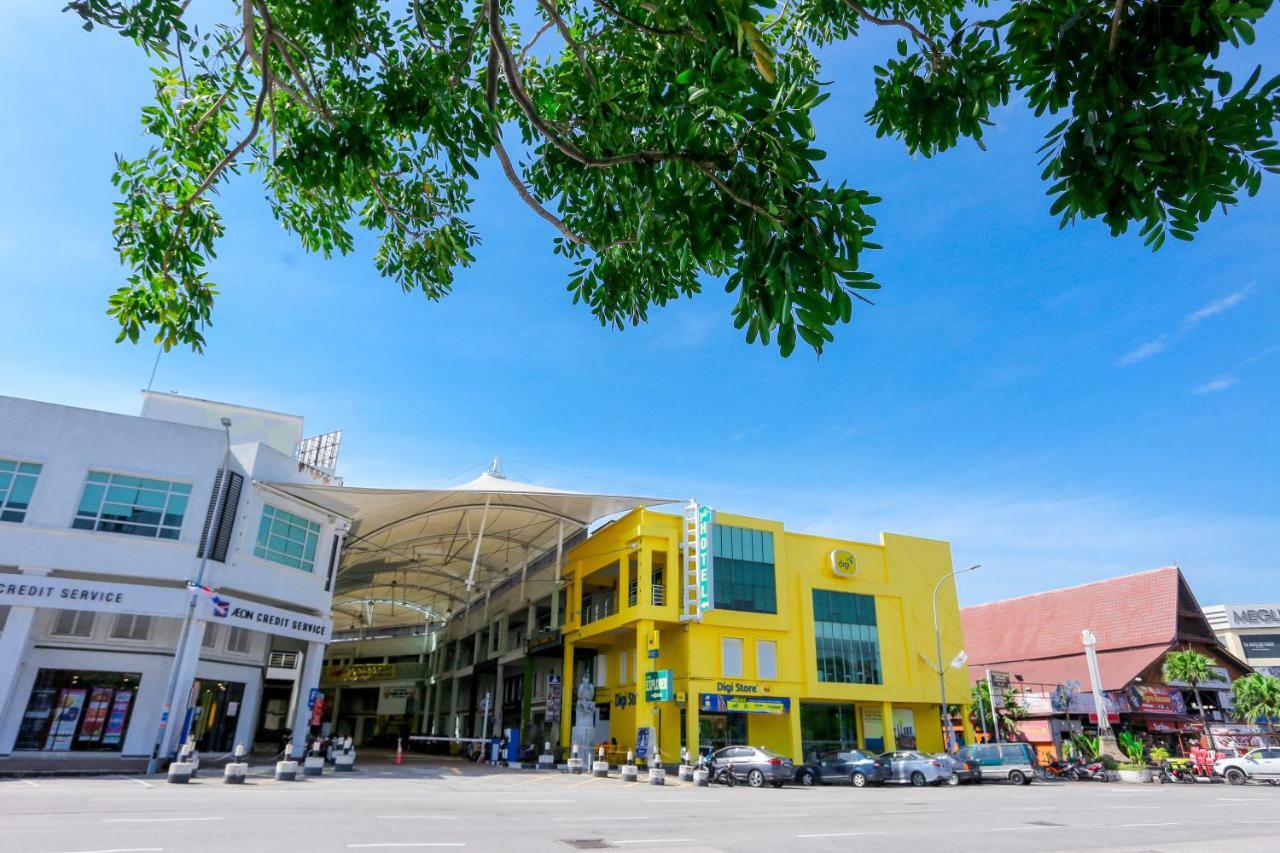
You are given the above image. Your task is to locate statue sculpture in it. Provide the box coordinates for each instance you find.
[575,674,596,727]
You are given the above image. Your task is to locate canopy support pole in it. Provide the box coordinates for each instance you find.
[464,495,492,592]
[555,521,564,582]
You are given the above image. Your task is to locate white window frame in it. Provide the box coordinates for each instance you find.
[51,609,95,638]
[226,626,252,654]
[202,623,221,650]
[110,613,153,641]
[721,637,744,678]
[756,639,778,680]
[594,654,608,687]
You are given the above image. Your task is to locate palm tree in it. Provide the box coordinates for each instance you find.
[1163,648,1219,750]
[1231,672,1280,731]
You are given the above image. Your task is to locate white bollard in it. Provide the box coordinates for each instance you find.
[694,768,709,786]
[223,762,247,784]
[648,766,666,785]
[166,761,194,784]
[304,755,325,777]
[592,746,609,778]
[568,743,584,774]
[275,759,298,781]
[678,764,694,782]
[621,764,638,782]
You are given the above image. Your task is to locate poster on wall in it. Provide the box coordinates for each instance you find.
[892,708,917,750]
[17,688,57,749]
[101,690,134,746]
[545,674,562,723]
[44,689,87,751]
[862,706,884,749]
[77,687,115,742]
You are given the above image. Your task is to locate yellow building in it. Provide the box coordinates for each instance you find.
[558,507,975,765]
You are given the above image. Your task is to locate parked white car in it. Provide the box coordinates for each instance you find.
[1214,747,1280,785]
[877,750,953,786]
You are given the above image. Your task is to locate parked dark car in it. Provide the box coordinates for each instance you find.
[795,749,890,787]
[931,752,982,785]
[706,745,794,788]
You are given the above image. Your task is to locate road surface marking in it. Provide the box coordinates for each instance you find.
[554,815,649,822]
[730,812,810,819]
[644,798,720,804]
[44,848,163,853]
[102,817,223,824]
[22,780,40,788]
[1114,822,1180,828]
[347,843,465,849]
[990,826,1061,832]
[376,816,460,820]
[613,840,694,846]
[796,832,884,839]
[117,776,153,788]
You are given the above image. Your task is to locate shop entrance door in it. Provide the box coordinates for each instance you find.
[190,680,246,752]
[698,713,748,753]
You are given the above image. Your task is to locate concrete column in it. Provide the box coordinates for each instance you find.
[490,661,504,739]
[685,693,700,761]
[636,545,652,608]
[881,701,896,752]
[288,640,326,759]
[448,675,461,740]
[856,703,867,750]
[0,605,39,754]
[559,641,574,749]
[961,704,977,747]
[550,584,561,630]
[633,621,655,759]
[787,697,804,761]
[161,619,208,757]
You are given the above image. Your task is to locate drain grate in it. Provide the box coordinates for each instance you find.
[1026,821,1065,827]
[560,840,613,850]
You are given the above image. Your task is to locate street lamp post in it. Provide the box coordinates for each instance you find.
[145,417,233,775]
[933,564,980,752]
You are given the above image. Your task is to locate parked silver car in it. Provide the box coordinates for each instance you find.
[706,745,794,788]
[877,750,953,786]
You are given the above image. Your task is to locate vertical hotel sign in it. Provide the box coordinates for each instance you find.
[697,505,715,612]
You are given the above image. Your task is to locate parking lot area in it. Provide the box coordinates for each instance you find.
[2,757,1278,853]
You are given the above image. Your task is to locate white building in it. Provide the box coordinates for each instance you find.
[1205,604,1280,679]
[0,392,351,767]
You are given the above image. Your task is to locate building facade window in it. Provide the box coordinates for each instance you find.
[756,639,778,680]
[72,472,190,540]
[110,614,152,641]
[721,637,744,677]
[14,669,142,752]
[594,654,608,687]
[202,624,220,649]
[812,589,882,685]
[226,626,252,654]
[254,504,320,571]
[0,458,42,523]
[51,610,95,638]
[712,524,777,613]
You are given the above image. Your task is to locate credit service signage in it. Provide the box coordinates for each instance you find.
[0,576,187,617]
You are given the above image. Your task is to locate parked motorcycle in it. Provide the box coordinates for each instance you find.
[1072,758,1110,782]
[1043,759,1078,781]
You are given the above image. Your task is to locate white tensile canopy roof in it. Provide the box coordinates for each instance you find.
[262,465,676,632]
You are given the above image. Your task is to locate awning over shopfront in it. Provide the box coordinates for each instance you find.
[263,462,676,632]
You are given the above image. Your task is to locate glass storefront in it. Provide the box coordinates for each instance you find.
[698,712,748,754]
[15,669,141,752]
[189,679,245,752]
[800,702,859,762]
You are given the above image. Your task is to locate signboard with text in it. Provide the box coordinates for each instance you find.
[696,505,715,612]
[0,576,187,617]
[1219,605,1280,629]
[1242,634,1280,660]
[545,675,562,724]
[200,591,330,643]
[644,670,673,702]
[700,693,791,715]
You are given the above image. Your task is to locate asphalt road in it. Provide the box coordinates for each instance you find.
[2,758,1278,853]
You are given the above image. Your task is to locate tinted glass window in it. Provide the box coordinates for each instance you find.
[812,589,882,684]
[711,525,777,613]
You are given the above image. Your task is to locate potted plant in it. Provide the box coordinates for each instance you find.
[1115,731,1152,783]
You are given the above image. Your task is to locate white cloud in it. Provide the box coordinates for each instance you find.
[1194,376,1238,395]
[1120,284,1256,366]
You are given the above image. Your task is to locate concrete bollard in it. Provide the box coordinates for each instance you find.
[648,766,666,785]
[592,760,610,778]
[303,755,325,777]
[166,761,194,784]
[223,762,248,784]
[678,764,694,782]
[568,743,584,774]
[694,768,709,787]
[334,752,355,772]
[621,764,638,782]
[275,759,298,781]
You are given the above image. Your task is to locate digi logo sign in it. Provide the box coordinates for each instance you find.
[830,549,857,578]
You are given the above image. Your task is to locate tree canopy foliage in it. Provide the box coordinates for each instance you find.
[68,0,1280,355]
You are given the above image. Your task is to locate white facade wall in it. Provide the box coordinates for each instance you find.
[0,393,349,764]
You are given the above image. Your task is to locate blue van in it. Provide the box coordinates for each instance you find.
[958,742,1039,784]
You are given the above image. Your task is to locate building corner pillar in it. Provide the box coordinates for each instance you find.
[288,639,326,759]
[881,701,896,752]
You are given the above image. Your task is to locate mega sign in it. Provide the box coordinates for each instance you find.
[1222,605,1280,628]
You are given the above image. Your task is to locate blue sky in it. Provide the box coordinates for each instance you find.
[1,7,1277,607]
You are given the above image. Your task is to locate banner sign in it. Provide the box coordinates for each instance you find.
[644,670,673,702]
[1219,605,1280,629]
[1126,684,1187,715]
[545,674,562,724]
[696,505,715,612]
[700,693,791,715]
[0,576,187,617]
[635,725,656,759]
[200,591,330,642]
[1241,635,1280,660]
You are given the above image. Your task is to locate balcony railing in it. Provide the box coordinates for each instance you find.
[581,595,617,625]
[627,581,666,607]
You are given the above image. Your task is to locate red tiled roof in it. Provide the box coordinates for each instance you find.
[969,646,1169,692]
[962,566,1180,665]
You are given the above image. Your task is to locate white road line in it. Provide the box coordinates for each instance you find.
[613,840,694,846]
[1218,797,1270,802]
[43,848,163,853]
[376,816,460,820]
[22,780,40,788]
[643,798,720,803]
[990,826,1060,832]
[553,815,649,822]
[730,812,810,819]
[118,776,153,788]
[348,840,468,845]
[1100,806,1162,810]
[1243,818,1280,824]
[1114,822,1181,828]
[102,817,224,824]
[796,832,884,839]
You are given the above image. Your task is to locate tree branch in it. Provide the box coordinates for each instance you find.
[176,71,270,219]
[840,0,940,62]
[1109,0,1126,60]
[538,0,597,85]
[592,0,705,42]
[694,163,784,225]
[189,48,251,135]
[518,18,556,67]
